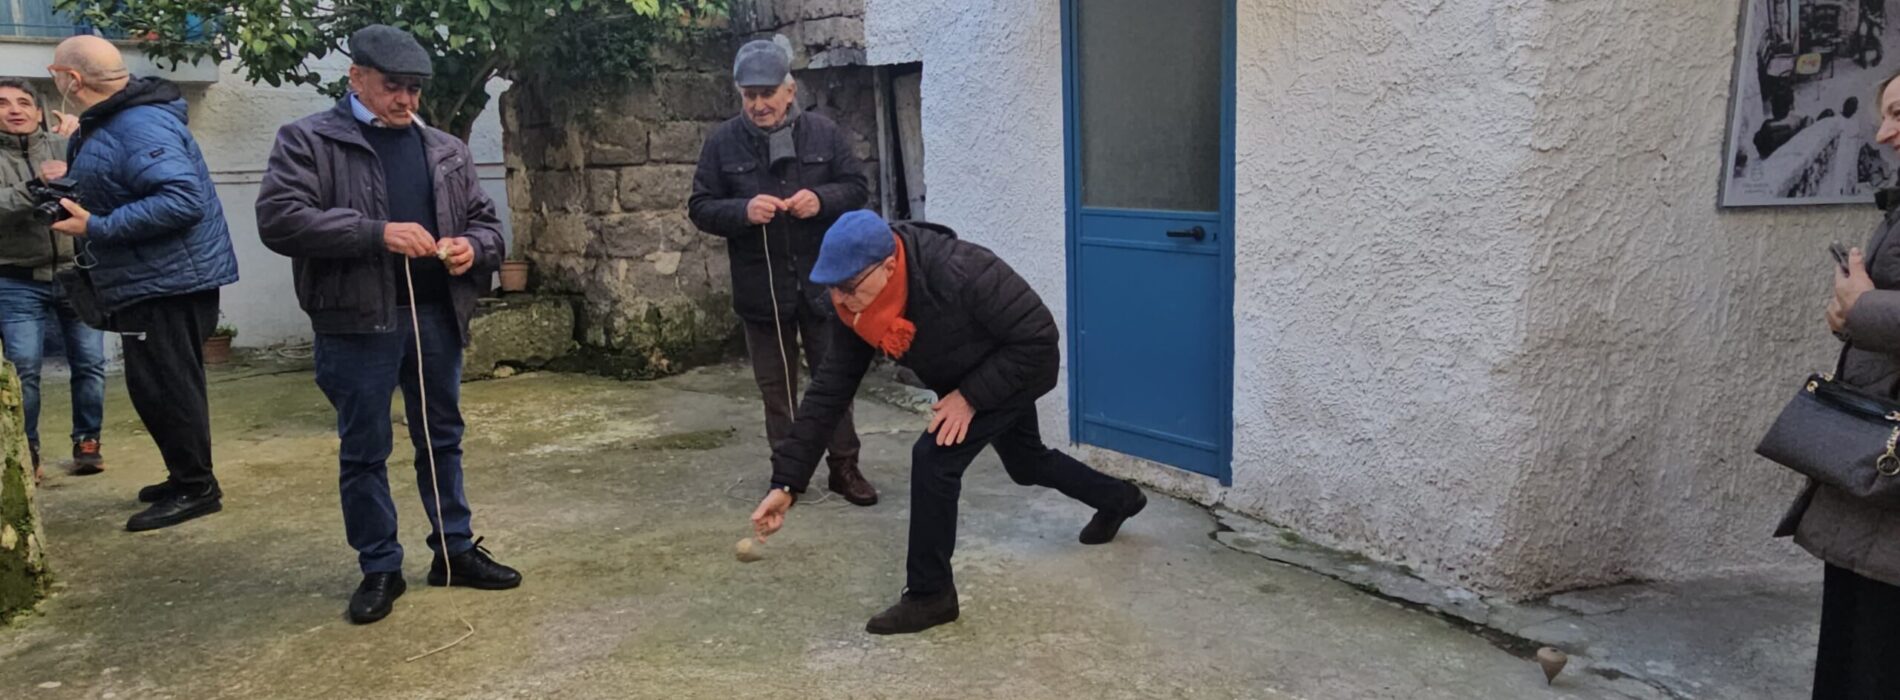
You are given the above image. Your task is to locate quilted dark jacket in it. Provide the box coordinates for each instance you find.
[769,220,1060,492]
[67,77,238,311]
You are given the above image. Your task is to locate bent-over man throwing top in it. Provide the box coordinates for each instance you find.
[750,210,1149,635]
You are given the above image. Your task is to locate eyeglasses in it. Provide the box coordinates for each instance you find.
[832,264,879,295]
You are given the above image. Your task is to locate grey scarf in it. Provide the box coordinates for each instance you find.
[741,100,803,172]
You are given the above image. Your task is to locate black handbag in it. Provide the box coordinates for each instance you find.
[1757,347,1900,505]
[52,240,112,331]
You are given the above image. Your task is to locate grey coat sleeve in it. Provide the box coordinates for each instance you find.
[1846,289,1900,354]
[255,125,385,259]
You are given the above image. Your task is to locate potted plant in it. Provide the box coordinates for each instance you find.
[499,256,532,293]
[204,321,237,365]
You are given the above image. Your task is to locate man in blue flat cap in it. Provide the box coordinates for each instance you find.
[689,39,879,507]
[749,211,1148,635]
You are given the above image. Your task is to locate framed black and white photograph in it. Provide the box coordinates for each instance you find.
[1723,0,1897,207]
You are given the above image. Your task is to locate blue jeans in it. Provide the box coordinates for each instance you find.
[0,277,106,449]
[314,304,474,574]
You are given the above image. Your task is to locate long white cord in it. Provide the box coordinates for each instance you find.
[403,257,474,662]
[760,224,797,414]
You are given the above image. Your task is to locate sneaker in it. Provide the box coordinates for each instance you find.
[126,482,223,532]
[348,572,407,625]
[427,537,522,590]
[29,444,41,485]
[1079,488,1147,545]
[71,439,104,476]
[865,588,960,635]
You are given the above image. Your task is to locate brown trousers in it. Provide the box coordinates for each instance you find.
[742,302,860,473]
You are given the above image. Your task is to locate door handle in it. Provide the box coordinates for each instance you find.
[1167,226,1207,242]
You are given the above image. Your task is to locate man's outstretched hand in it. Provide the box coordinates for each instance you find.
[750,488,794,542]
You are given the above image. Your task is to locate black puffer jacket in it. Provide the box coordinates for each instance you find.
[770,220,1060,492]
[687,111,868,323]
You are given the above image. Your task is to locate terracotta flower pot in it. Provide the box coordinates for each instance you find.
[499,260,531,293]
[203,335,233,365]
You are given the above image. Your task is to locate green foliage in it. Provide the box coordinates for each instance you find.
[54,0,728,140]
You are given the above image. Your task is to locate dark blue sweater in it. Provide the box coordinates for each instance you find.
[358,122,447,306]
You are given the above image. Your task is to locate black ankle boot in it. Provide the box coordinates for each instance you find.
[126,482,222,532]
[1079,488,1146,545]
[865,588,960,635]
[348,572,406,624]
[428,537,522,590]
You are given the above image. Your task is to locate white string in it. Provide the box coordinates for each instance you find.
[402,256,474,662]
[760,224,798,426]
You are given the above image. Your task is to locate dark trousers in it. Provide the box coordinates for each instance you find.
[743,301,859,471]
[314,304,473,574]
[118,290,218,488]
[906,403,1136,595]
[1814,564,1900,699]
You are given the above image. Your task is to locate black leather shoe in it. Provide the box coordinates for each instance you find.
[126,483,222,532]
[865,588,960,635]
[137,481,177,504]
[428,538,522,590]
[348,573,407,625]
[1079,488,1146,545]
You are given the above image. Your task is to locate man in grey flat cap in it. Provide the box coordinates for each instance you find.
[689,39,879,507]
[255,24,520,625]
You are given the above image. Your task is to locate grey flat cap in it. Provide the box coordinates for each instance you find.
[733,40,790,87]
[350,25,433,79]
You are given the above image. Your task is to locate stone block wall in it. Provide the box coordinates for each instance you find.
[500,10,879,377]
[0,346,48,622]
[733,0,867,69]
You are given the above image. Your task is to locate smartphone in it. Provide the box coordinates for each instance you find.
[1831,242,1851,273]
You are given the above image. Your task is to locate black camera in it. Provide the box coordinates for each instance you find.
[27,177,80,225]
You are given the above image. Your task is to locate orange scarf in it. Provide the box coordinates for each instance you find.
[836,233,915,358]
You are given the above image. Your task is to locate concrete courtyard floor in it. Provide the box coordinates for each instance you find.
[0,361,1791,699]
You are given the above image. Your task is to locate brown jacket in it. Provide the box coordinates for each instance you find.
[1781,207,1900,584]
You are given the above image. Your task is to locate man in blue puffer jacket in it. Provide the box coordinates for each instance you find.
[48,35,238,532]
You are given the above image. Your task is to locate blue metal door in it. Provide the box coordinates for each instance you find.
[1062,0,1234,482]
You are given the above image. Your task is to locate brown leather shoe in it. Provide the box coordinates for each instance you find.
[828,462,879,506]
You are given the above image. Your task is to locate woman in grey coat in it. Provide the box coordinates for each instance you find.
[1797,69,1900,700]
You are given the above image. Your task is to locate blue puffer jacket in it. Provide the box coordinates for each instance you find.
[68,77,237,311]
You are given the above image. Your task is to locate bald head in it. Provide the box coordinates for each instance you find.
[51,35,129,109]
[54,35,126,82]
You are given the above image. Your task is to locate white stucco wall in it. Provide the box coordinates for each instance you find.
[185,56,512,348]
[866,0,1858,595]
